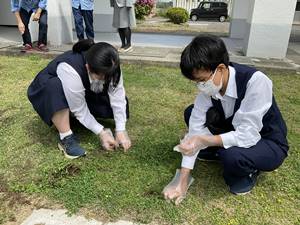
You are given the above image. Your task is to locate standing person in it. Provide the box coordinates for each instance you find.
[11,0,49,52]
[28,39,131,159]
[110,0,136,53]
[72,0,95,41]
[163,35,288,204]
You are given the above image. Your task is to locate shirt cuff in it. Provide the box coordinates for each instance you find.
[220,131,237,149]
[115,122,126,132]
[91,123,104,135]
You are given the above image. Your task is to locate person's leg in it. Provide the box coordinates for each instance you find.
[37,10,49,51]
[51,108,71,134]
[118,28,126,48]
[124,27,132,47]
[42,77,85,159]
[184,104,194,127]
[19,8,33,48]
[82,10,94,40]
[218,139,286,194]
[72,7,85,40]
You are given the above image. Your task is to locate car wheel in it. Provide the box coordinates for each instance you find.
[191,15,198,21]
[219,16,226,22]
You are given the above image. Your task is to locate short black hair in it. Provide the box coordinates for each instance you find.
[180,35,229,80]
[73,39,121,91]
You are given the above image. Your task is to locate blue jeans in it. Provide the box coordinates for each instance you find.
[19,7,48,45]
[72,7,94,40]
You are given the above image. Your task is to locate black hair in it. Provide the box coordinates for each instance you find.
[180,35,229,80]
[72,39,121,91]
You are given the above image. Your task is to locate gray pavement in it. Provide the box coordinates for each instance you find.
[0,26,300,71]
[21,209,144,225]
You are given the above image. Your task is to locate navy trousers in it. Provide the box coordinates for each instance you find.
[19,7,48,45]
[184,104,287,185]
[72,7,94,40]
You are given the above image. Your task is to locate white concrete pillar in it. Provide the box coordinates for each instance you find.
[0,0,17,25]
[229,0,250,39]
[243,0,297,59]
[30,0,73,46]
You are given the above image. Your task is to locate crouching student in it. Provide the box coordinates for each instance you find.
[11,0,49,52]
[163,35,288,203]
[28,39,131,159]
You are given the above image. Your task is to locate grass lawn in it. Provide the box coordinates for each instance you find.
[0,55,299,225]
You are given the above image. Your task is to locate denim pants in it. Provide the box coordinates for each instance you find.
[72,7,94,40]
[19,7,48,45]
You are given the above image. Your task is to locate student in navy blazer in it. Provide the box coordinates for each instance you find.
[163,35,288,204]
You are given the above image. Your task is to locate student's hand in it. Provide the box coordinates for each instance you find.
[116,130,131,152]
[18,21,25,34]
[99,129,118,151]
[179,135,207,156]
[32,11,41,21]
[163,168,191,205]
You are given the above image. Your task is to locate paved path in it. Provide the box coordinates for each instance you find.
[20,209,143,225]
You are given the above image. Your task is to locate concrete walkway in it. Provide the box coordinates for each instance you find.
[20,209,143,225]
[0,26,300,71]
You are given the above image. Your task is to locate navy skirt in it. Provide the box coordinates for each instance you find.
[27,70,129,126]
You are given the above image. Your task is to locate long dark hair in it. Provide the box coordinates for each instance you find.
[180,35,229,80]
[72,39,121,91]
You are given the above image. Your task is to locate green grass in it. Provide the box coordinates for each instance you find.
[0,55,299,224]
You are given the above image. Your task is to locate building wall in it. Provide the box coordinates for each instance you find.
[93,1,115,32]
[0,0,17,25]
[229,0,250,39]
[294,0,300,23]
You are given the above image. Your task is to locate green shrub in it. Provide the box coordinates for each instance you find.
[156,7,172,18]
[166,7,189,24]
[135,4,151,20]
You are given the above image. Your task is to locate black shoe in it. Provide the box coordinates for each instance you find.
[229,170,260,195]
[58,134,86,159]
[197,148,220,162]
[123,45,133,52]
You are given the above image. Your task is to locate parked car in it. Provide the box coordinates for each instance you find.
[190,2,228,22]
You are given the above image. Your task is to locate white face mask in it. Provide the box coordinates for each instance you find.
[196,69,222,97]
[88,72,105,94]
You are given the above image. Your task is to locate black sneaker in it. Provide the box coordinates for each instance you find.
[197,148,220,162]
[229,170,260,195]
[58,134,86,159]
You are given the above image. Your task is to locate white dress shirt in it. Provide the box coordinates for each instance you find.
[56,62,127,135]
[182,66,273,169]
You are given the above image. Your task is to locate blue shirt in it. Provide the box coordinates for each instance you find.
[72,0,94,10]
[11,0,47,13]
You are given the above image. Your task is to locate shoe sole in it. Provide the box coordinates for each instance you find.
[123,46,133,53]
[231,190,251,195]
[57,143,86,159]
